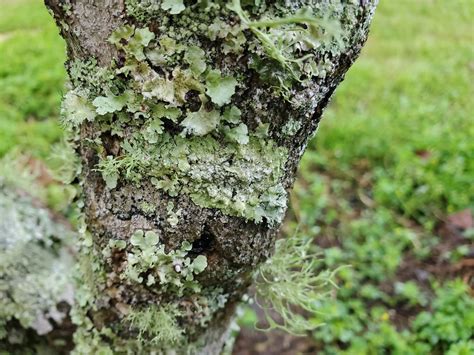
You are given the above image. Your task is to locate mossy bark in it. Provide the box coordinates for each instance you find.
[44,0,377,353]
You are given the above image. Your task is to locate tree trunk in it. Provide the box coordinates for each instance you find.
[44,0,377,353]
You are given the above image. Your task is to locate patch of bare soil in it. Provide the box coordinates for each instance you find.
[233,328,317,355]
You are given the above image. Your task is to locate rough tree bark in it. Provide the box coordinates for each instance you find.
[41,0,377,353]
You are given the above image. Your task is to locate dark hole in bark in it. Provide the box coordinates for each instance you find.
[100,131,121,156]
[185,90,202,112]
[190,228,215,255]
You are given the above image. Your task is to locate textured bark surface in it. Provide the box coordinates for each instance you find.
[45,0,377,353]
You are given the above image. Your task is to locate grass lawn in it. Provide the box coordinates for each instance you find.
[0,0,473,354]
[0,0,65,158]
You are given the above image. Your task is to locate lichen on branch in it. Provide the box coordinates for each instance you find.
[43,0,377,352]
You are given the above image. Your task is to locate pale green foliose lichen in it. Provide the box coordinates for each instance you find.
[61,22,290,225]
[97,134,288,225]
[61,1,365,227]
[120,229,208,294]
[140,200,157,214]
[166,202,182,226]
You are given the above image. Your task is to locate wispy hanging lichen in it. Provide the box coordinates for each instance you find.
[126,304,185,347]
[254,232,341,335]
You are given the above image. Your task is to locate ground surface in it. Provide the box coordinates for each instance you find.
[0,0,473,354]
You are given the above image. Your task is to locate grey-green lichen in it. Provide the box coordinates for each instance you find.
[102,229,208,295]
[227,0,344,95]
[167,202,182,226]
[50,0,376,351]
[282,117,303,137]
[126,304,185,347]
[74,303,185,354]
[72,293,229,354]
[96,134,288,224]
[0,177,74,347]
[70,220,228,353]
[60,0,369,227]
[254,232,340,335]
[123,229,208,294]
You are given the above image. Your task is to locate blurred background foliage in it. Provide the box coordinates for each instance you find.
[0,0,472,354]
